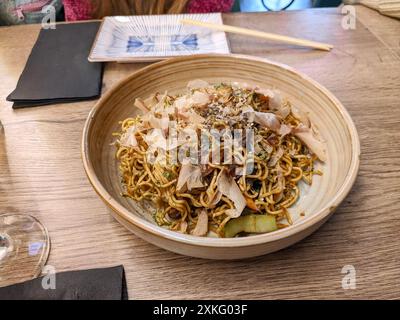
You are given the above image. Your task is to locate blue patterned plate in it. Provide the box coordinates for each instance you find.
[89,13,230,62]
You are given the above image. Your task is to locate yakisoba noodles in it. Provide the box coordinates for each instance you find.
[114,80,326,238]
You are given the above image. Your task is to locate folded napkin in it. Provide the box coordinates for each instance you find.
[0,265,128,300]
[7,22,103,108]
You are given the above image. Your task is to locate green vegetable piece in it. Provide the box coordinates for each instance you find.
[224,214,277,238]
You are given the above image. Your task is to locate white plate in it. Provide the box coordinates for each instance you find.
[89,13,230,62]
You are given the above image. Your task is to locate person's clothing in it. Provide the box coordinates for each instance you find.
[187,0,235,13]
[0,0,63,26]
[62,0,234,21]
[62,0,90,21]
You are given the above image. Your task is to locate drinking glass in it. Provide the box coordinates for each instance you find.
[0,214,50,287]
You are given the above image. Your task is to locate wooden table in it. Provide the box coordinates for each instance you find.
[1,6,399,299]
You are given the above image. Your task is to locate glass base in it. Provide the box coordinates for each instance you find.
[0,214,50,288]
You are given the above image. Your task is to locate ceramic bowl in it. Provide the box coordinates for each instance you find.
[82,54,360,259]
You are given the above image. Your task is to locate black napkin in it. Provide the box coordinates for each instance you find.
[0,265,128,300]
[7,22,103,109]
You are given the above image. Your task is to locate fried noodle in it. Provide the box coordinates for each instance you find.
[114,81,325,237]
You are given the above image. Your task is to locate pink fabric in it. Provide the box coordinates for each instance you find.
[186,0,234,14]
[62,0,234,21]
[63,0,92,21]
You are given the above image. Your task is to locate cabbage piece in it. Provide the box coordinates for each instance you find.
[134,98,149,114]
[268,147,284,167]
[293,124,327,162]
[242,107,281,133]
[178,110,205,124]
[177,164,204,192]
[147,115,169,134]
[119,125,138,147]
[191,210,208,236]
[209,190,222,208]
[217,171,246,218]
[187,79,210,90]
[279,124,292,138]
[254,112,281,132]
[224,214,277,238]
[256,89,291,118]
[292,105,310,128]
[144,129,167,150]
[190,91,210,106]
[173,96,188,111]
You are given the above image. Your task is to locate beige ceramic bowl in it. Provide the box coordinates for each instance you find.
[82,54,360,260]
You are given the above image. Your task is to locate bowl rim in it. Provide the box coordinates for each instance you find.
[81,53,360,248]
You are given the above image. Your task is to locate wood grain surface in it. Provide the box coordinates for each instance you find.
[1,6,400,299]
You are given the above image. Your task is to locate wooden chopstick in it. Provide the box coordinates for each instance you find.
[181,19,333,51]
